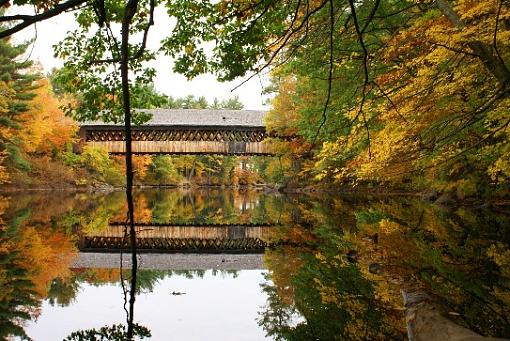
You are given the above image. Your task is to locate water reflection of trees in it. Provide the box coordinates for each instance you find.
[79,189,286,229]
[2,190,510,339]
[64,323,151,341]
[133,189,283,225]
[0,192,137,340]
[47,268,239,304]
[260,196,510,339]
[0,247,39,340]
[0,189,269,340]
[261,243,405,340]
[0,194,80,340]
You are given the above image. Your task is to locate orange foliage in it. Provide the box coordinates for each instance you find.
[16,227,78,297]
[133,155,152,181]
[19,78,77,154]
[74,268,122,284]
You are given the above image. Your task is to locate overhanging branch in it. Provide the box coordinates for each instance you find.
[0,0,89,38]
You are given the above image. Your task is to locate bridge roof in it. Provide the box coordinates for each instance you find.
[80,109,266,128]
[72,253,265,270]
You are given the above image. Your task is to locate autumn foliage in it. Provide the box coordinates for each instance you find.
[18,78,77,154]
[266,0,510,198]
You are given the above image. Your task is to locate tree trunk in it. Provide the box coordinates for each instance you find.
[436,0,510,90]
[188,159,197,182]
[121,1,139,339]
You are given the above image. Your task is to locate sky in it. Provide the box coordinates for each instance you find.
[10,5,270,110]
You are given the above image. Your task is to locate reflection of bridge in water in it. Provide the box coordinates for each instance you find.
[79,222,278,253]
[78,109,278,155]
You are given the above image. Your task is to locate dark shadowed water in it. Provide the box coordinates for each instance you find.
[1,189,509,340]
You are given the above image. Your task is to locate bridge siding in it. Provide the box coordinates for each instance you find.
[87,140,271,155]
[88,225,272,239]
[80,237,268,253]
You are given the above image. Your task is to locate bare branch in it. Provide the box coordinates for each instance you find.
[90,1,154,66]
[373,3,417,19]
[242,0,277,35]
[360,0,381,34]
[104,19,121,59]
[214,0,267,24]
[92,0,106,27]
[493,0,509,72]
[132,0,155,60]
[348,0,373,158]
[21,6,38,65]
[348,0,370,94]
[231,0,328,92]
[430,42,479,57]
[372,80,408,123]
[311,0,334,144]
[0,0,88,38]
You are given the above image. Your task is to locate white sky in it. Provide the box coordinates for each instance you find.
[11,6,270,110]
[25,270,272,340]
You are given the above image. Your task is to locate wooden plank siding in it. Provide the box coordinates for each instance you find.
[88,225,273,240]
[86,140,272,155]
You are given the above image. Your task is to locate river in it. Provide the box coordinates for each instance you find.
[0,189,509,340]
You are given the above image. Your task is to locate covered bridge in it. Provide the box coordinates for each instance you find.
[78,223,276,253]
[78,109,274,155]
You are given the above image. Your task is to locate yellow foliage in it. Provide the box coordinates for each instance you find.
[378,219,404,234]
[299,0,510,193]
[18,78,77,154]
[488,244,510,278]
[0,151,10,184]
[266,75,300,136]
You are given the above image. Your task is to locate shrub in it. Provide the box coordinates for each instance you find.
[147,155,181,185]
[80,146,124,185]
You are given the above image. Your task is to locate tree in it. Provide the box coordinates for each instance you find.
[64,323,151,340]
[165,94,209,109]
[1,2,508,337]
[146,155,179,184]
[18,78,77,155]
[210,96,244,110]
[126,82,169,109]
[0,32,39,178]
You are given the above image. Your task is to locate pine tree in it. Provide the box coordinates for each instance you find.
[0,35,39,177]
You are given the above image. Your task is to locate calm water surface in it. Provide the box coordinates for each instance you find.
[1,189,509,340]
[27,270,269,340]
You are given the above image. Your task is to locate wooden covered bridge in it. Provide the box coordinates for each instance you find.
[78,109,275,155]
[78,222,278,253]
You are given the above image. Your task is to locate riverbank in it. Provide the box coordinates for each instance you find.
[403,292,509,341]
[2,182,510,208]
